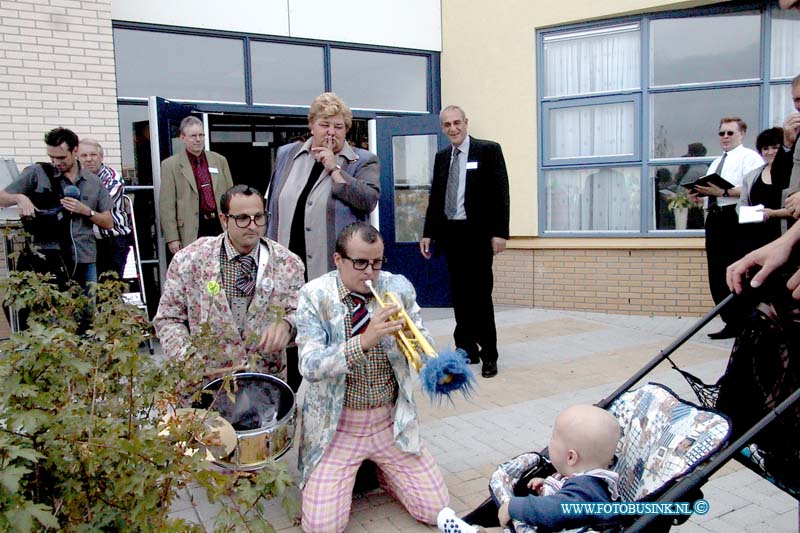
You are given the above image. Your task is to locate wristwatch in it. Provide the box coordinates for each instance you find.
[722,190,729,197]
[88,209,95,217]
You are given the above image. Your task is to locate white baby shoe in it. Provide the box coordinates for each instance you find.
[437,507,478,533]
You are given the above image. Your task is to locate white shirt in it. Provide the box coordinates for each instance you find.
[449,136,470,220]
[708,143,764,208]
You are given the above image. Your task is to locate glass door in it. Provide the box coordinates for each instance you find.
[373,115,450,306]
[148,96,199,291]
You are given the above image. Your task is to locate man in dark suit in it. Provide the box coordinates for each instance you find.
[419,105,509,378]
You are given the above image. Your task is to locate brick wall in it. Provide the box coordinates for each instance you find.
[494,248,715,317]
[0,0,121,170]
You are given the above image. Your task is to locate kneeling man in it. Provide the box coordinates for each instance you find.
[295,222,449,532]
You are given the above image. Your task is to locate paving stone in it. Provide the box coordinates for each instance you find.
[166,307,796,531]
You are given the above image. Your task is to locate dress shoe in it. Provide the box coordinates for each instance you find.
[707,326,740,340]
[481,361,498,378]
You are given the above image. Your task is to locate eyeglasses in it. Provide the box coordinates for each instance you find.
[718,130,738,137]
[226,212,268,228]
[341,255,386,271]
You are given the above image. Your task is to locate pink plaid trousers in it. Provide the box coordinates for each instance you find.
[301,404,449,533]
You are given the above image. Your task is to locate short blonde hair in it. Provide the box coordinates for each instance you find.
[308,92,352,130]
[79,137,104,156]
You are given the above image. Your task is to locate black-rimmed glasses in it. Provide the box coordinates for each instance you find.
[226,212,269,228]
[341,255,386,271]
[718,130,737,137]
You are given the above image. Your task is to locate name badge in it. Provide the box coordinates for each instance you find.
[209,167,219,174]
[466,161,478,170]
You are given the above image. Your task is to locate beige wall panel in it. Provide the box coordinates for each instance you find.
[113,0,442,51]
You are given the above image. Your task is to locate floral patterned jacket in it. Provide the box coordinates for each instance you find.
[153,234,305,378]
[295,270,433,487]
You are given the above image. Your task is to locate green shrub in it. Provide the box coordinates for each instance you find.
[0,272,298,532]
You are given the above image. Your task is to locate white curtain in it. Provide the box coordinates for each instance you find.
[770,10,800,80]
[543,25,640,231]
[545,167,640,232]
[550,102,635,160]
[543,24,640,98]
[770,85,795,128]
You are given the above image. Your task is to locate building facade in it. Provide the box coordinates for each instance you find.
[1,0,798,320]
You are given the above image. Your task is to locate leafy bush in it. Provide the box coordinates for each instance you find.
[0,271,298,532]
[668,192,694,210]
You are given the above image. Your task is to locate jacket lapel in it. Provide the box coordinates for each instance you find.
[179,151,198,194]
[206,152,226,195]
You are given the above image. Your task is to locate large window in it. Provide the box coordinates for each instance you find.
[331,49,428,112]
[114,29,246,102]
[538,4,800,235]
[113,26,436,114]
[250,41,324,106]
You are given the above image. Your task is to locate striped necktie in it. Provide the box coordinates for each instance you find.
[350,292,371,336]
[235,255,256,296]
[444,147,460,219]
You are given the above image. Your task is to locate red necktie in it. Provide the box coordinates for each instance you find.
[350,293,370,336]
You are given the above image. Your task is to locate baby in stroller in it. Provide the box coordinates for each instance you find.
[439,404,621,533]
[497,405,621,530]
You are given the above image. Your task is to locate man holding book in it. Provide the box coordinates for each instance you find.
[690,117,763,339]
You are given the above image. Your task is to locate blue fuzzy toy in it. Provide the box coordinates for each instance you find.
[419,348,476,403]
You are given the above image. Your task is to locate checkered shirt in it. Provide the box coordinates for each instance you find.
[336,278,398,409]
[220,236,260,303]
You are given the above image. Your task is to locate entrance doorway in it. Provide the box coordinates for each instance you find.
[206,114,370,195]
[143,97,450,311]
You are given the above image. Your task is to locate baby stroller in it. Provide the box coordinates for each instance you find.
[458,274,799,533]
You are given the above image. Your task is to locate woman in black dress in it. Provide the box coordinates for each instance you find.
[738,127,793,253]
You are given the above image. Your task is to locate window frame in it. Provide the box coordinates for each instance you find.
[112,21,441,118]
[536,1,791,237]
[541,93,642,167]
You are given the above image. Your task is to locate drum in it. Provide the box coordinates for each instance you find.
[199,373,296,471]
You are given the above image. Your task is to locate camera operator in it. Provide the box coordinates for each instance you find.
[0,128,113,303]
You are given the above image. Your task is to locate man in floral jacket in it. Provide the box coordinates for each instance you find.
[295,222,449,533]
[154,184,305,380]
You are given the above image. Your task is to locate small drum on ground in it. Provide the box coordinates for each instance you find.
[199,372,296,471]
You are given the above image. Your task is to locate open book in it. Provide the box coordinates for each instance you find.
[680,173,734,193]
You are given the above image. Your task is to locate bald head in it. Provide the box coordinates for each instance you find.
[553,405,619,471]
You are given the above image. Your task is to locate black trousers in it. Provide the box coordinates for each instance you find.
[97,234,131,280]
[441,221,498,363]
[705,205,746,328]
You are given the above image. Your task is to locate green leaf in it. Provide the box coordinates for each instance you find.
[25,502,60,530]
[5,445,44,464]
[281,494,302,525]
[0,465,29,492]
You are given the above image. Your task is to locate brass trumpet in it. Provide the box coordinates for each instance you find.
[364,280,436,372]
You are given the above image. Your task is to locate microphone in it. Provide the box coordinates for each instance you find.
[63,185,81,199]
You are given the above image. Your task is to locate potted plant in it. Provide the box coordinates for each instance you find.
[0,272,299,532]
[668,192,694,230]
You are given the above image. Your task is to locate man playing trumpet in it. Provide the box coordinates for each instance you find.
[295,222,449,533]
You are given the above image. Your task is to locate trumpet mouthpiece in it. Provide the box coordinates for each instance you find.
[364,280,374,289]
